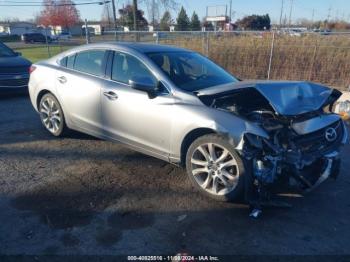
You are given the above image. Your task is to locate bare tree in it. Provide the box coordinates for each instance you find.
[133,0,179,30]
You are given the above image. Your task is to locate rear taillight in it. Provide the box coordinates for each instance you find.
[29,65,36,74]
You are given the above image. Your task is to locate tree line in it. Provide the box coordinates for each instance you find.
[37,0,272,31]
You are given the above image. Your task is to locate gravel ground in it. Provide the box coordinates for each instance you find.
[0,95,350,257]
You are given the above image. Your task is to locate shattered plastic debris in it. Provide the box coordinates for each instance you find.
[177,214,187,222]
[249,208,262,219]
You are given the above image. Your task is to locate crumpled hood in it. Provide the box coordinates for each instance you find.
[196,80,342,116]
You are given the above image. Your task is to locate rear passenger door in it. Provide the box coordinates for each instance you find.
[56,49,107,134]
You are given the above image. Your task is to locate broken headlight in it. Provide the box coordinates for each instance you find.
[334,100,350,120]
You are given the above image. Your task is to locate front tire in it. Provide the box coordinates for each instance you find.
[39,93,67,137]
[185,134,247,202]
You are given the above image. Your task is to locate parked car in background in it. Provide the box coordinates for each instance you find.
[52,32,72,41]
[21,33,51,44]
[0,42,31,94]
[28,43,348,217]
[57,32,72,40]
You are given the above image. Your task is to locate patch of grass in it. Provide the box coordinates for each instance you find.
[14,45,73,63]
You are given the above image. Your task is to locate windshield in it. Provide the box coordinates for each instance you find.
[0,42,16,57]
[147,51,238,91]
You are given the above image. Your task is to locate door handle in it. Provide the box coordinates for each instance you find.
[103,91,118,100]
[57,76,67,84]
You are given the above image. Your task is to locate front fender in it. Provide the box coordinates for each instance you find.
[170,103,269,160]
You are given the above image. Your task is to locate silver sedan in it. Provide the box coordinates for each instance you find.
[28,43,347,211]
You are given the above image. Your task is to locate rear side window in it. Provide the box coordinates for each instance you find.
[59,54,75,69]
[74,50,105,76]
[67,55,75,69]
[59,57,67,67]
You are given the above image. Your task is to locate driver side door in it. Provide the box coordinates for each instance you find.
[101,51,174,160]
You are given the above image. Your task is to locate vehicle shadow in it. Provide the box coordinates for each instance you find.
[1,163,339,256]
[3,166,298,256]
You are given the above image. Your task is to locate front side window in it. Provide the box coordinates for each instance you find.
[147,51,238,92]
[111,52,157,86]
[74,50,105,76]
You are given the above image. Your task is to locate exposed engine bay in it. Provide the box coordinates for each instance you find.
[197,82,348,214]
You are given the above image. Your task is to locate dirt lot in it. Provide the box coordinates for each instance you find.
[0,95,350,257]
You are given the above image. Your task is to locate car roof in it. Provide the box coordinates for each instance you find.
[116,42,190,53]
[77,42,191,54]
[49,42,194,64]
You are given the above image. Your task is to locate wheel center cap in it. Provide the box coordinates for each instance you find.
[211,163,218,171]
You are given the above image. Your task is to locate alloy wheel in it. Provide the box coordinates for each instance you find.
[190,143,240,196]
[40,96,62,134]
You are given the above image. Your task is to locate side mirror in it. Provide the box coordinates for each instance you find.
[129,76,157,98]
[15,52,22,56]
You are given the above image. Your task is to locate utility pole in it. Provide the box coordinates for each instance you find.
[103,0,111,28]
[111,0,117,30]
[288,0,293,29]
[335,9,339,21]
[327,6,332,22]
[279,0,284,28]
[229,0,232,22]
[85,19,90,44]
[326,6,332,29]
[311,9,315,24]
[133,0,138,31]
[152,0,155,27]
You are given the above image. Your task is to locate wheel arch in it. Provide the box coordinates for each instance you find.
[180,128,216,167]
[36,89,51,110]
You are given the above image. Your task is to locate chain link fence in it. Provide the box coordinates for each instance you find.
[6,30,350,90]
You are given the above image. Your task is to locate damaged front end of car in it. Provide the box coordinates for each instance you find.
[197,81,348,214]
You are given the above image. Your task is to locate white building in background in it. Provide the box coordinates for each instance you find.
[82,23,103,35]
[0,22,36,35]
[49,25,82,36]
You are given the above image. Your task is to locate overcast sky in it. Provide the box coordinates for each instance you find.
[0,0,349,23]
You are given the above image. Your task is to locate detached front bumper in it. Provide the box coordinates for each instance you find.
[304,151,341,192]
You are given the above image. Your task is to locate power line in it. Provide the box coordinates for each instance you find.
[0,0,98,2]
[0,0,108,5]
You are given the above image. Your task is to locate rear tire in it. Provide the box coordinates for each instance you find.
[185,134,247,202]
[39,93,68,137]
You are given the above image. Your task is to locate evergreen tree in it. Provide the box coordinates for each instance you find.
[118,4,148,30]
[190,11,201,31]
[176,6,190,31]
[160,11,172,31]
[236,14,271,30]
